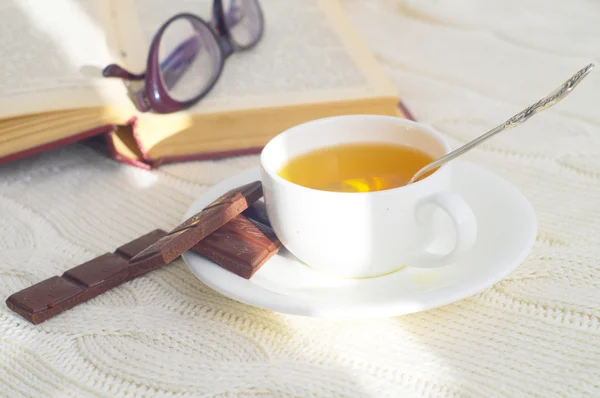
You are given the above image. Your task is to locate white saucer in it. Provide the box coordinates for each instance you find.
[181,161,536,319]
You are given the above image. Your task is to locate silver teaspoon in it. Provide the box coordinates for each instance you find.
[409,63,595,184]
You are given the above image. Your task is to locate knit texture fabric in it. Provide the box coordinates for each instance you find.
[1,0,599,396]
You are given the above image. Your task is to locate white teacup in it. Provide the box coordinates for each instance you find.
[260,115,477,278]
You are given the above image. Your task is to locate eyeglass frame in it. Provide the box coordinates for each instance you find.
[102,0,264,114]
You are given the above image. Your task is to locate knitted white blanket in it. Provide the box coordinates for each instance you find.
[1,0,599,396]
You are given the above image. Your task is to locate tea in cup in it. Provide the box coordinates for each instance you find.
[260,115,477,278]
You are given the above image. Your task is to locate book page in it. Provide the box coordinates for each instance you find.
[111,0,399,114]
[0,0,133,119]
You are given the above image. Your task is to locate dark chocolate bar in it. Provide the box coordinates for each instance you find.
[128,181,263,275]
[191,214,282,279]
[5,182,270,325]
[242,200,271,227]
[5,229,167,325]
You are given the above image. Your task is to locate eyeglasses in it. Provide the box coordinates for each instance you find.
[102,0,264,114]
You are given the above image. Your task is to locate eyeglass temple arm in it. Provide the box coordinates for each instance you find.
[102,64,145,80]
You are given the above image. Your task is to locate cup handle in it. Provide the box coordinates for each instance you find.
[412,192,477,268]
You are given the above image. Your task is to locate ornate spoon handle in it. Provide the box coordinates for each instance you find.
[409,63,595,184]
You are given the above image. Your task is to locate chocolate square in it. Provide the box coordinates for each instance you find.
[63,253,129,288]
[192,215,282,279]
[7,276,83,313]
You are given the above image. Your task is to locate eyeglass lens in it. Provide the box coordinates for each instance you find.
[158,17,222,102]
[225,0,263,48]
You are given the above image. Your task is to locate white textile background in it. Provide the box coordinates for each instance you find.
[1,0,599,396]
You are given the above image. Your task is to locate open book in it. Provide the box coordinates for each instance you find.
[0,0,412,169]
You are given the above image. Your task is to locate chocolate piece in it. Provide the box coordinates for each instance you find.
[63,253,129,288]
[6,276,84,325]
[171,181,263,233]
[115,229,168,259]
[191,214,282,279]
[5,228,170,325]
[242,200,271,227]
[128,181,263,275]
